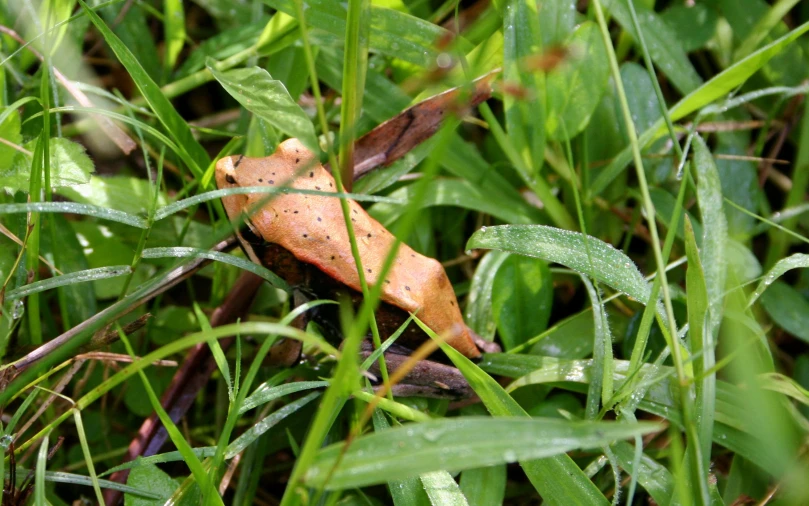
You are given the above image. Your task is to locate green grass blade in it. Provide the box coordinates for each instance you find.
[72,409,105,505]
[748,253,809,306]
[0,202,147,228]
[4,265,131,300]
[141,247,289,290]
[420,471,468,506]
[77,0,210,178]
[303,417,659,490]
[34,432,49,506]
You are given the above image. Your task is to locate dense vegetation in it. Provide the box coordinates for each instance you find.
[2,0,809,504]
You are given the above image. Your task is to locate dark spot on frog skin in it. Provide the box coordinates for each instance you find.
[367,268,372,273]
[258,178,263,182]
[450,301,455,306]
[410,254,415,258]
[309,171,314,177]
[296,158,300,163]
[303,234,308,238]
[326,235,331,240]
[269,180,274,184]
[317,217,322,222]
[367,233,371,238]
[315,186,321,190]
[405,286,411,291]
[385,279,391,284]
[272,172,276,175]
[226,174,236,184]
[331,255,335,260]
[294,210,299,214]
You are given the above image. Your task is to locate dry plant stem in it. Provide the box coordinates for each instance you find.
[0,26,136,154]
[0,221,62,275]
[13,360,84,446]
[218,452,242,495]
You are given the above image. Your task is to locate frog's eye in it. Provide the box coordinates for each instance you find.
[226,174,236,184]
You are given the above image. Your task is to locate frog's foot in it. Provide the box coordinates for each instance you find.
[468,328,501,354]
[361,347,474,400]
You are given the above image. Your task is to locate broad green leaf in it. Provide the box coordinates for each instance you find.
[694,135,728,333]
[2,138,94,193]
[466,251,509,340]
[175,21,266,78]
[760,281,809,343]
[467,225,651,303]
[591,19,809,195]
[78,0,210,178]
[124,462,178,506]
[263,0,469,68]
[40,213,97,326]
[685,217,714,473]
[546,22,609,141]
[58,175,168,215]
[207,64,318,152]
[712,115,764,241]
[604,0,702,95]
[618,63,662,175]
[492,254,552,351]
[661,3,718,52]
[459,465,506,506]
[538,0,576,46]
[303,417,659,489]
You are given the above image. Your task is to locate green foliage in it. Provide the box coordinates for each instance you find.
[2,0,809,504]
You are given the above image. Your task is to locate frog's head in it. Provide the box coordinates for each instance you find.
[215,138,319,221]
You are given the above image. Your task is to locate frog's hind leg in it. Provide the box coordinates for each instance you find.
[360,341,473,400]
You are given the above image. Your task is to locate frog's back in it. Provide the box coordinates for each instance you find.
[216,139,480,358]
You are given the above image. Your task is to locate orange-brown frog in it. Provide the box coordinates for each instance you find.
[216,138,494,398]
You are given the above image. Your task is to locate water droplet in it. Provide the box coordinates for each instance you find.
[12,300,24,319]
